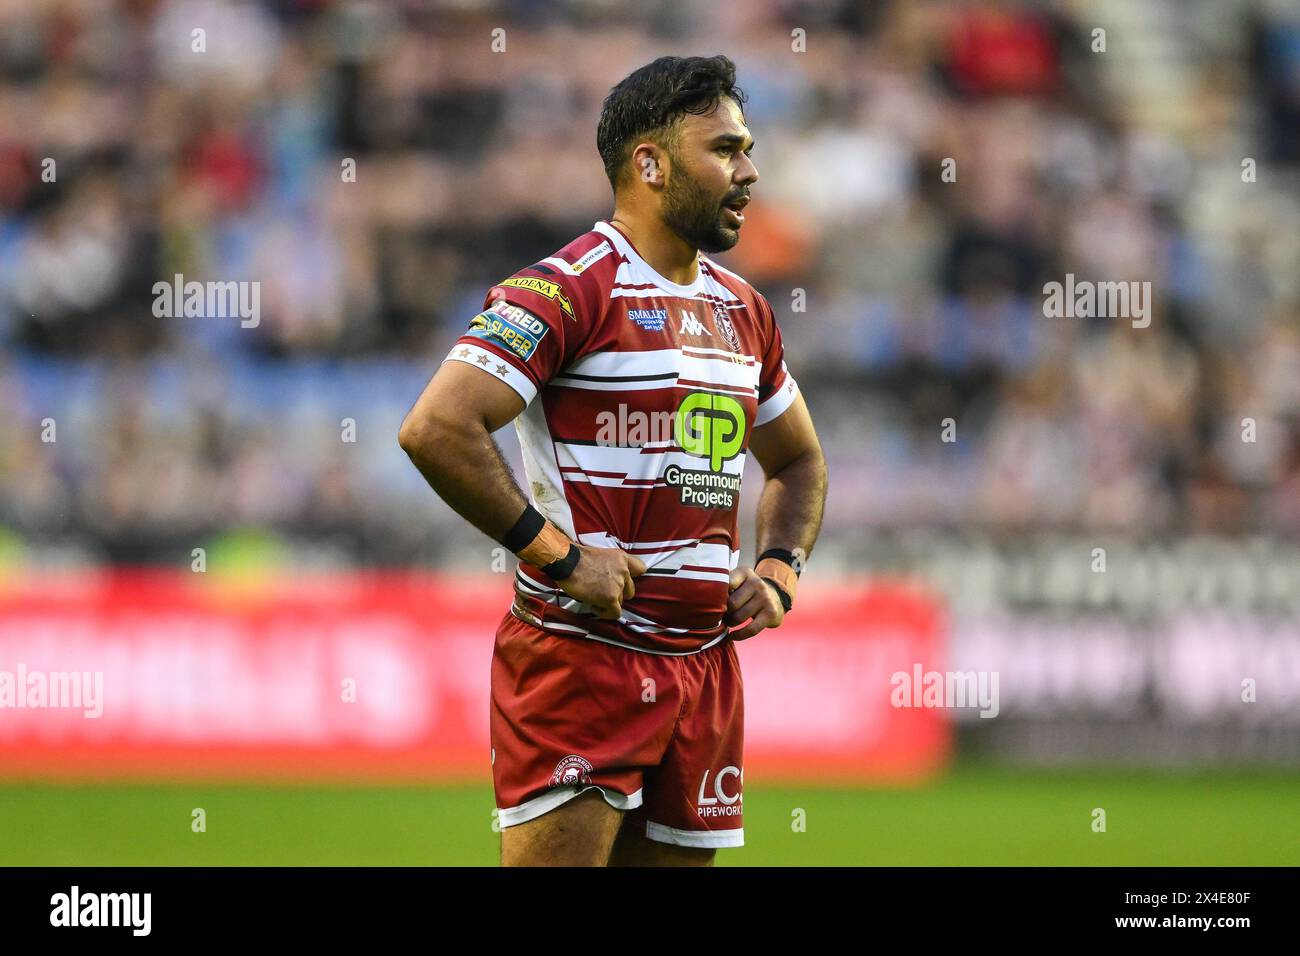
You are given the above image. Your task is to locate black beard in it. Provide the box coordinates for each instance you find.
[661,168,739,254]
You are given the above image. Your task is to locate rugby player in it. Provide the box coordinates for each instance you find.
[398,54,827,866]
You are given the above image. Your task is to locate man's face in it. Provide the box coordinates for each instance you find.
[658,97,758,254]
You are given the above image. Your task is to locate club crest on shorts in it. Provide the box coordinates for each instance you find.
[713,305,741,352]
[550,754,594,787]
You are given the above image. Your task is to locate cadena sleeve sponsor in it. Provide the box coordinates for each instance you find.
[441,268,584,406]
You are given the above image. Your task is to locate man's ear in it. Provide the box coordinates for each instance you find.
[632,144,662,185]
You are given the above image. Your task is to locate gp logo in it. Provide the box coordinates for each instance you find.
[674,392,745,471]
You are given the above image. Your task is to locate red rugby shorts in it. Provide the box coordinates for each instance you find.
[490,608,745,848]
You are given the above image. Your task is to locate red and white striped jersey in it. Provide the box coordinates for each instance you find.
[444,219,799,655]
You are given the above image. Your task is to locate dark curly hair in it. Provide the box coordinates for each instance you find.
[597,55,748,194]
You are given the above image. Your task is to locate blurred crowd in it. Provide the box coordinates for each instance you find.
[1,0,1298,566]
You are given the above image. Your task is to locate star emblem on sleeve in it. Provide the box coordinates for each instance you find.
[455,347,470,358]
[495,363,508,376]
[476,354,490,366]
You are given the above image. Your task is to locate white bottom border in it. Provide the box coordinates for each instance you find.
[497,784,643,828]
[645,821,745,848]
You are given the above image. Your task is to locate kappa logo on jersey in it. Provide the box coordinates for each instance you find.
[549,754,594,787]
[713,305,742,352]
[499,276,575,321]
[466,300,548,360]
[666,391,746,509]
[678,310,712,337]
[628,308,667,332]
[696,764,743,817]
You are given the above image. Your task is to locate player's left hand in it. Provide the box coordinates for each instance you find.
[725,566,785,640]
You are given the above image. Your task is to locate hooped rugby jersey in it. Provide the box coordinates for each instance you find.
[444,219,799,655]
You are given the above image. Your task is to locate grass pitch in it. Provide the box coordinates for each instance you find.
[1,766,1296,866]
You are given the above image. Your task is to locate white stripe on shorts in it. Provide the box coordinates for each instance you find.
[644,821,744,848]
[496,784,642,828]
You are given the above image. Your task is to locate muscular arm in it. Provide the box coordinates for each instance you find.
[398,360,644,617]
[748,392,828,560]
[397,361,529,543]
[724,392,828,639]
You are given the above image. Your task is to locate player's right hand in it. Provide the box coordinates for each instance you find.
[558,545,646,620]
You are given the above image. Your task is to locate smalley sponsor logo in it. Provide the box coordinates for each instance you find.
[697,765,743,817]
[0,664,103,718]
[628,308,667,331]
[50,886,151,936]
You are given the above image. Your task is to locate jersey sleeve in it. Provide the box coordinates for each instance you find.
[442,267,587,406]
[754,292,800,426]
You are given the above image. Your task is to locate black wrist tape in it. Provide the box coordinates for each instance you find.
[761,577,793,612]
[542,543,581,581]
[503,504,546,555]
[758,548,803,577]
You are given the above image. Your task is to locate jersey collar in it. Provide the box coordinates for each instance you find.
[593,220,706,297]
